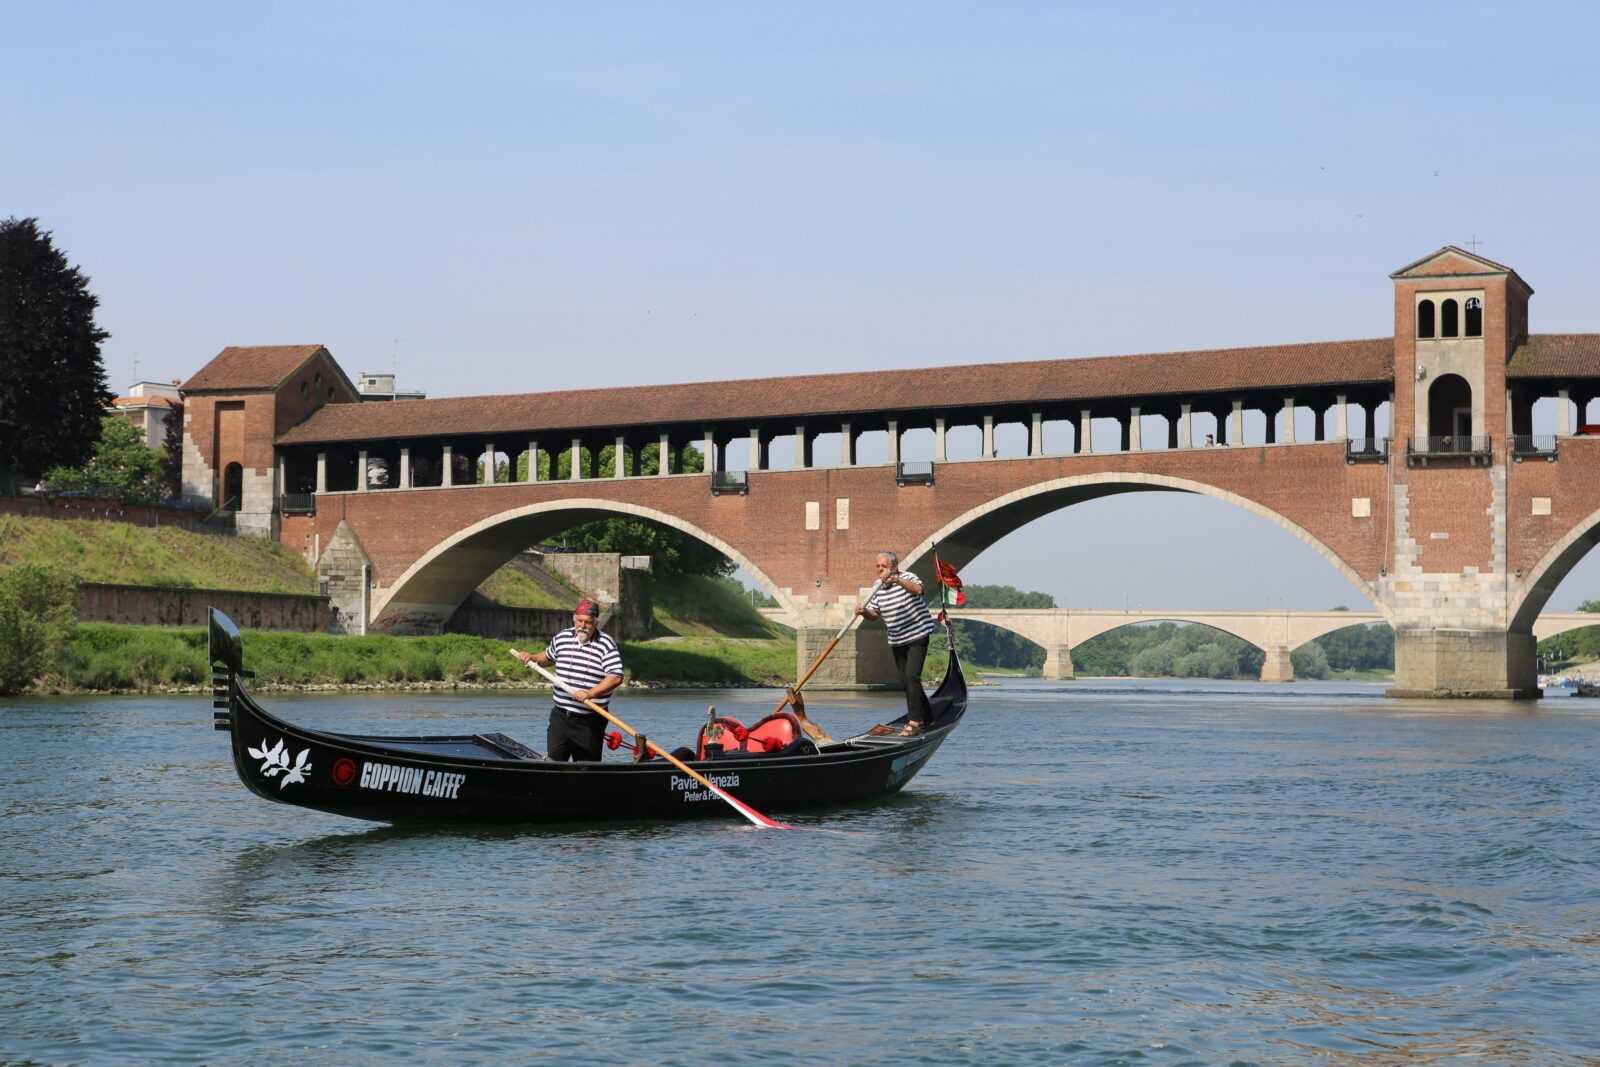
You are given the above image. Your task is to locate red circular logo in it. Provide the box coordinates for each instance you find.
[331,758,358,787]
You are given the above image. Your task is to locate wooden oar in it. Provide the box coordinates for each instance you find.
[512,653,793,831]
[772,578,887,743]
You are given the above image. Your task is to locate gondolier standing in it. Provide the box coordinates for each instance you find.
[513,598,624,761]
[857,551,937,735]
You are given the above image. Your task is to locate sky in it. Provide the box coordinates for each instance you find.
[6,2,1600,610]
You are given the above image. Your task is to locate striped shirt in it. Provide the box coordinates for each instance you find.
[547,627,624,715]
[873,572,937,646]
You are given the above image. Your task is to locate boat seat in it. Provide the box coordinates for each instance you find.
[696,711,812,759]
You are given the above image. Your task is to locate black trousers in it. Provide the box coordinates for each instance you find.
[547,707,606,762]
[891,637,933,725]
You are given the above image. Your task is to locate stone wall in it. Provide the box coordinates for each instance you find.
[446,592,598,642]
[0,494,211,531]
[77,583,328,631]
[316,520,371,635]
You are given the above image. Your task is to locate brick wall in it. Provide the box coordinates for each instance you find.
[0,494,210,531]
[77,583,328,631]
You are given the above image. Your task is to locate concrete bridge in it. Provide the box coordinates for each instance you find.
[174,246,1600,698]
[761,607,1600,680]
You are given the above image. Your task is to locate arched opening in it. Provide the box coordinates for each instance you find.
[1440,298,1460,338]
[221,463,243,510]
[1427,373,1473,444]
[373,499,799,633]
[1465,297,1483,337]
[1417,299,1436,339]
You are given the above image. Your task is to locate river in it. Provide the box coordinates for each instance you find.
[3,678,1598,1065]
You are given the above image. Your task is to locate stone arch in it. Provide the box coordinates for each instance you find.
[899,471,1388,620]
[371,497,799,630]
[1510,504,1600,632]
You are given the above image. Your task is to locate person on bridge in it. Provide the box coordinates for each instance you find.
[857,551,937,736]
[513,598,625,761]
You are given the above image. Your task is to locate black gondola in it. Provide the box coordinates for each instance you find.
[207,608,968,824]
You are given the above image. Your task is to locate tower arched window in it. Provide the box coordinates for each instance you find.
[1441,299,1459,338]
[1417,299,1436,339]
[1465,297,1482,337]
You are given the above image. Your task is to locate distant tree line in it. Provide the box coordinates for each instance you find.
[1536,599,1600,669]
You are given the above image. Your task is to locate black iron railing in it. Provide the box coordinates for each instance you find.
[710,470,748,496]
[1511,435,1559,461]
[1344,437,1389,463]
[279,492,316,515]
[1406,435,1492,466]
[896,460,935,486]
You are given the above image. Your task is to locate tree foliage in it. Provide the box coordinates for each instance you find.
[44,416,165,503]
[160,403,185,498]
[0,218,113,491]
[0,563,77,694]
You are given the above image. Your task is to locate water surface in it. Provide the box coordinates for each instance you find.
[4,679,1598,1064]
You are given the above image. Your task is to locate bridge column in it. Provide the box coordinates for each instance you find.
[1079,408,1091,453]
[887,420,899,465]
[1335,395,1348,441]
[1128,406,1141,451]
[482,443,494,485]
[358,449,369,492]
[1042,644,1075,680]
[315,451,327,494]
[275,454,285,505]
[567,438,580,480]
[441,445,453,487]
[934,417,947,461]
[795,424,811,469]
[1259,645,1295,682]
[1558,388,1572,436]
[399,447,411,488]
[840,422,854,466]
[982,415,994,458]
[528,440,539,482]
[796,621,898,689]
[1388,628,1538,699]
[1030,411,1043,456]
[1282,397,1296,444]
[1178,403,1192,448]
[657,434,669,475]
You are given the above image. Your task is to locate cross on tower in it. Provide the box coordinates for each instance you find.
[1467,234,1483,253]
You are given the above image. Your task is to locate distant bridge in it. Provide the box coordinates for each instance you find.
[761,608,1600,681]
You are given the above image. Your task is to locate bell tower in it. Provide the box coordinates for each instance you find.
[1382,247,1538,697]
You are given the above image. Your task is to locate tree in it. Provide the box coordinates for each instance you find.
[0,218,113,493]
[0,563,77,695]
[44,415,165,502]
[160,403,185,499]
[1579,600,1600,614]
[1291,642,1331,679]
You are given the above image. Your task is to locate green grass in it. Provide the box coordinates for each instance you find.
[1327,668,1395,681]
[0,515,316,593]
[475,555,582,610]
[41,623,795,692]
[650,575,787,638]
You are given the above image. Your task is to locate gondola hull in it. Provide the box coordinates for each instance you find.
[208,608,968,825]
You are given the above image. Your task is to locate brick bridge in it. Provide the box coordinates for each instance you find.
[176,247,1600,698]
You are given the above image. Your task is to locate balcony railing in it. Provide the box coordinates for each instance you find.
[896,460,935,486]
[1345,437,1389,464]
[1406,435,1493,466]
[1511,435,1559,461]
[279,492,316,515]
[709,470,748,496]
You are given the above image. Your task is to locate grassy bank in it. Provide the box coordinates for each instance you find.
[38,623,795,693]
[0,515,316,593]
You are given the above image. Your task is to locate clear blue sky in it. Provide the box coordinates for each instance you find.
[7,3,1599,609]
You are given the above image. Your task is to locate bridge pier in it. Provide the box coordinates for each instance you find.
[796,623,899,689]
[1258,645,1295,683]
[1041,645,1075,680]
[1387,628,1539,699]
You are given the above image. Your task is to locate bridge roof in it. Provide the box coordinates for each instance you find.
[1507,335,1600,379]
[275,337,1395,445]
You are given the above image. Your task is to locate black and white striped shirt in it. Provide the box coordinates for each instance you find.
[548,627,624,715]
[873,572,937,646]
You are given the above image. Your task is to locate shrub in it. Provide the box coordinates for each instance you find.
[0,564,78,694]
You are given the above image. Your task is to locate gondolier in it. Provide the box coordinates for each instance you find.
[514,598,624,761]
[856,551,937,736]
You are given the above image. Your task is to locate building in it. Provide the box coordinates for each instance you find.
[109,379,182,448]
[356,372,426,402]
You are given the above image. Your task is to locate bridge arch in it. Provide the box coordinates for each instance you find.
[1511,504,1600,632]
[371,497,799,630]
[901,472,1388,621]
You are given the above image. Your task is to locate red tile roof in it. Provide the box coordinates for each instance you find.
[1507,335,1600,379]
[276,337,1397,446]
[181,345,327,392]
